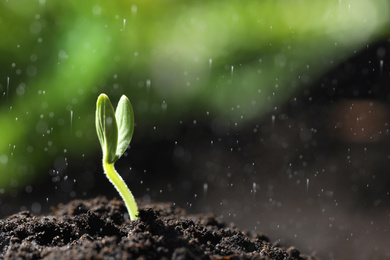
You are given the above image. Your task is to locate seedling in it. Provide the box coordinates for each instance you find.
[95,93,138,221]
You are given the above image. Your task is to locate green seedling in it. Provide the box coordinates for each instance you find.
[95,93,138,221]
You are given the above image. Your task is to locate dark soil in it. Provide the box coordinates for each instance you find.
[0,196,319,259]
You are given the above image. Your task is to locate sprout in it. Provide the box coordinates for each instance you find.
[95,93,138,221]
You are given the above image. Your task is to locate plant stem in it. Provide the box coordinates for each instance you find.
[103,160,139,221]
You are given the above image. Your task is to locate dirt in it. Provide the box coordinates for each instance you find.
[0,196,319,260]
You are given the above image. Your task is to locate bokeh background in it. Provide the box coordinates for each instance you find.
[1,0,390,259]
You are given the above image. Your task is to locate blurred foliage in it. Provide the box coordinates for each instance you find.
[0,0,389,191]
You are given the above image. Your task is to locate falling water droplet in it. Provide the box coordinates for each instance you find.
[123,19,126,30]
[209,58,212,68]
[70,110,73,131]
[379,60,384,73]
[306,178,309,194]
[271,115,275,125]
[6,77,9,100]
[231,65,234,78]
[146,79,151,89]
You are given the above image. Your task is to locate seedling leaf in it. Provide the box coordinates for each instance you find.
[96,94,118,164]
[115,95,134,162]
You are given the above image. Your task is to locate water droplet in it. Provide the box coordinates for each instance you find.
[25,185,33,193]
[252,182,257,193]
[306,178,309,194]
[31,202,41,214]
[131,5,137,14]
[0,154,8,164]
[6,77,9,100]
[70,110,74,131]
[92,5,101,15]
[161,101,167,110]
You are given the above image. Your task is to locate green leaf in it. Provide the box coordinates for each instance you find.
[96,94,118,164]
[115,95,134,161]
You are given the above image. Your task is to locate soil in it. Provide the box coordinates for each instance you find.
[0,196,319,260]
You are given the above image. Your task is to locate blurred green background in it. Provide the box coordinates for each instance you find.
[0,0,389,193]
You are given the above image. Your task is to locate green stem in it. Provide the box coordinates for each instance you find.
[103,159,139,221]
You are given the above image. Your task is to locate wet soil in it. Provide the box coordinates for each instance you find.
[0,196,319,259]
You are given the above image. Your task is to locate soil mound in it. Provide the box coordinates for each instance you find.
[0,196,318,259]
